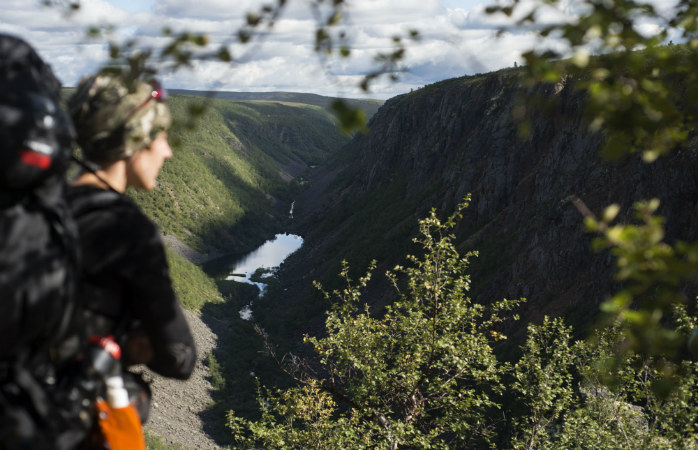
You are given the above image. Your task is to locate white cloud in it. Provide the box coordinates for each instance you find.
[143,0,535,98]
[3,1,509,97]
[154,0,264,20]
[7,0,682,99]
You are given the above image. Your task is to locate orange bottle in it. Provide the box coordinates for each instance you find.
[96,370,146,449]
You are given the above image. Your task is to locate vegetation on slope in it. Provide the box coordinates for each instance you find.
[169,89,384,120]
[165,249,224,313]
[130,94,349,253]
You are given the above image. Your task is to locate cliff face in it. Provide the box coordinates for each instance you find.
[279,69,698,336]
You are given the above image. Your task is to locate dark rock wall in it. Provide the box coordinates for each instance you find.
[287,70,698,335]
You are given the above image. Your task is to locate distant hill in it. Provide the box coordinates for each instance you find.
[169,89,384,119]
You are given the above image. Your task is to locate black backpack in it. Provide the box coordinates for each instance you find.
[0,33,88,450]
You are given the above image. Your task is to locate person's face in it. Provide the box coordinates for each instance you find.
[126,132,172,190]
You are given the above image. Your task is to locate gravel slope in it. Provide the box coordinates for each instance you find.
[135,309,228,450]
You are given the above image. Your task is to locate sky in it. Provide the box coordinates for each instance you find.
[0,0,680,100]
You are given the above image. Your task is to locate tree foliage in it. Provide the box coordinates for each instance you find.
[510,317,576,450]
[578,199,698,380]
[228,200,698,449]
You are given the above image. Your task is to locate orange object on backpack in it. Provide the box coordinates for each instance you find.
[96,399,146,450]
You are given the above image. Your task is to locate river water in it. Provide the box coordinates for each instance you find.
[224,233,303,319]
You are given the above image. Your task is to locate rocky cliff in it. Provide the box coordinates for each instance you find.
[267,68,698,341]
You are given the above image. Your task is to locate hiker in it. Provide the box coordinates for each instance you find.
[67,74,197,428]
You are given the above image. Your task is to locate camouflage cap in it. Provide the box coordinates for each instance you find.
[69,74,171,165]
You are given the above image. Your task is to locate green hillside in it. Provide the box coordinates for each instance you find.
[124,93,350,316]
[169,89,384,119]
[129,94,349,254]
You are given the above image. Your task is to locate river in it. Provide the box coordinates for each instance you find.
[223,233,303,319]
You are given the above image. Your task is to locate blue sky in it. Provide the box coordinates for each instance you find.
[0,0,678,99]
[109,0,153,12]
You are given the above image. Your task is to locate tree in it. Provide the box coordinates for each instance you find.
[228,197,523,449]
[510,317,576,450]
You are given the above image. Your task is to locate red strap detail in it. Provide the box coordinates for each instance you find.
[19,149,51,170]
[89,335,122,360]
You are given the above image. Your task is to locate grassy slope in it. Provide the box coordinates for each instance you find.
[130,94,349,253]
[166,249,224,312]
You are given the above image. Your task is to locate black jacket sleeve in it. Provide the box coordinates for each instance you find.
[119,213,197,379]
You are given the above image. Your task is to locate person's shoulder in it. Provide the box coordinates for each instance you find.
[67,185,155,232]
[67,185,128,211]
